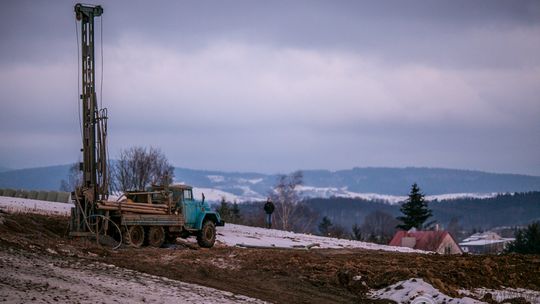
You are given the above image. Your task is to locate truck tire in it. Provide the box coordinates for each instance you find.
[126,225,145,248]
[147,226,165,248]
[197,220,216,248]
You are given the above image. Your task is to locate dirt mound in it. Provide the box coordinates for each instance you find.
[0,212,67,236]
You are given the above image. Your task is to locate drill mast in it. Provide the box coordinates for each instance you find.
[71,3,108,235]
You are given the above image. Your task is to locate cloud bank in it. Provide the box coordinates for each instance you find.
[1,0,539,175]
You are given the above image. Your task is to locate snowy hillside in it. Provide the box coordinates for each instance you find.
[2,165,539,203]
[217,223,422,253]
[193,184,499,205]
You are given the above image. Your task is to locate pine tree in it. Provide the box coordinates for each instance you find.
[396,183,432,230]
[216,197,231,222]
[318,216,333,236]
[506,221,540,254]
[231,202,241,224]
[351,223,363,240]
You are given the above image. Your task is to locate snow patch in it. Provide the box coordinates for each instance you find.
[369,278,483,304]
[192,187,263,203]
[234,186,265,200]
[297,185,406,204]
[207,175,225,183]
[370,278,540,304]
[428,192,499,201]
[297,186,499,205]
[459,287,540,303]
[0,196,72,216]
[238,178,263,184]
[217,224,424,253]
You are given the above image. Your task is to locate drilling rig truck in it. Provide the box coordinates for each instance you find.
[69,3,223,248]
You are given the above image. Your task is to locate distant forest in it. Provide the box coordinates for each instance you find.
[235,192,540,234]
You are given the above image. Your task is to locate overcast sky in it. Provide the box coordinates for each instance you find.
[1,0,539,175]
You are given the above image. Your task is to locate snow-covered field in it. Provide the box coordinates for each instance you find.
[0,196,72,215]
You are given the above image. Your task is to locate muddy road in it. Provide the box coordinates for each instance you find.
[1,213,539,303]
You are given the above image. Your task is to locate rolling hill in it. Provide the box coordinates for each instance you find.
[0,165,539,203]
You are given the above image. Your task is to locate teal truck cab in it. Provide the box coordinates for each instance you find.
[98,184,224,248]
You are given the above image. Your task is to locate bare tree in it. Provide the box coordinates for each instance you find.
[60,163,83,192]
[270,171,302,230]
[112,146,174,192]
[269,171,316,232]
[289,202,318,233]
[148,148,174,186]
[360,210,399,244]
[328,224,349,239]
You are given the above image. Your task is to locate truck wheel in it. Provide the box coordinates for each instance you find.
[147,226,165,248]
[126,225,145,248]
[197,220,216,248]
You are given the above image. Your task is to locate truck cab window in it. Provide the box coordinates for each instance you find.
[183,189,193,200]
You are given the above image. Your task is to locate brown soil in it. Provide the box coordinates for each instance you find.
[1,212,539,304]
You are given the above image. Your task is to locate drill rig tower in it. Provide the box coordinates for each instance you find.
[68,4,222,248]
[70,3,109,236]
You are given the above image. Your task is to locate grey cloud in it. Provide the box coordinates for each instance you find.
[2,1,540,68]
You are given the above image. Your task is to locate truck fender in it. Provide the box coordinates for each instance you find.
[195,212,223,230]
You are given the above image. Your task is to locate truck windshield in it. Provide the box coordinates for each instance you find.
[183,189,193,200]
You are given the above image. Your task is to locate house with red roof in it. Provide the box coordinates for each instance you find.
[389,229,462,254]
